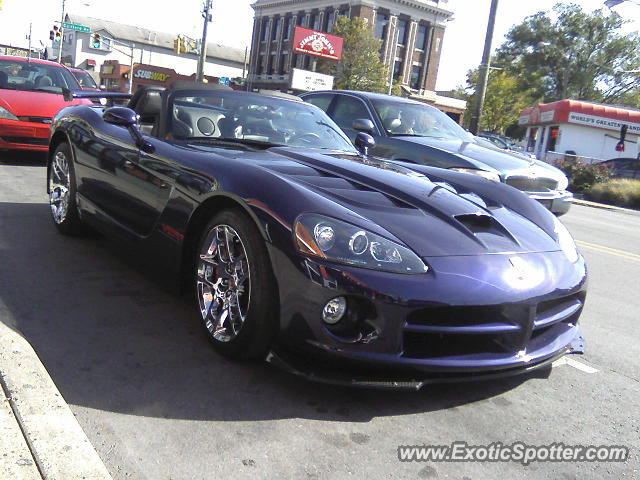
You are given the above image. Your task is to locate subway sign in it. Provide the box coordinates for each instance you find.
[133,68,172,82]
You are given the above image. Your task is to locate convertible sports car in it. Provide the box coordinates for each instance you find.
[47,84,587,389]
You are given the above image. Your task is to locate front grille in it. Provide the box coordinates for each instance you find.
[506,176,558,192]
[402,292,584,359]
[0,136,48,145]
[16,116,52,124]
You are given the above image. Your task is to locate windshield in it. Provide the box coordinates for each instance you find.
[372,99,473,141]
[170,90,357,152]
[73,70,98,89]
[0,59,80,93]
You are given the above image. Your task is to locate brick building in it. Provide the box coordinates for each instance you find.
[247,0,461,115]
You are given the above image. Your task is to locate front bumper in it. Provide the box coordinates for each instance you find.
[527,190,573,216]
[269,245,588,388]
[0,119,50,151]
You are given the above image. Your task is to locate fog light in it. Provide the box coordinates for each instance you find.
[322,296,347,324]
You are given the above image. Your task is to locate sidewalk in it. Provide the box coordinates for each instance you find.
[572,197,640,216]
[0,319,112,480]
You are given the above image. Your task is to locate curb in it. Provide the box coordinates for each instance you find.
[572,198,640,216]
[0,321,112,480]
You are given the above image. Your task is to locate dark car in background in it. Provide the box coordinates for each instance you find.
[301,91,573,215]
[598,157,640,179]
[47,84,586,389]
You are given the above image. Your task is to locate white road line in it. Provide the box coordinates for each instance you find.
[552,356,599,374]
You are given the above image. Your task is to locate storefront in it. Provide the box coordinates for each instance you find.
[519,99,640,163]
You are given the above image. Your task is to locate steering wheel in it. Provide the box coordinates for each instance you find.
[292,132,321,145]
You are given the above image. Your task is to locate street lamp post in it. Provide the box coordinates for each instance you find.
[57,0,66,63]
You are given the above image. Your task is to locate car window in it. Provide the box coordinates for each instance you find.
[372,98,473,141]
[73,70,98,89]
[0,59,79,93]
[169,91,357,152]
[331,96,371,131]
[304,94,333,112]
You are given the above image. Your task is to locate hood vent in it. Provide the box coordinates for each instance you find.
[454,213,518,247]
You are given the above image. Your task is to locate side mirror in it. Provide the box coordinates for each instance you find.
[99,84,106,91]
[103,107,155,154]
[352,118,375,134]
[103,106,137,126]
[354,132,375,156]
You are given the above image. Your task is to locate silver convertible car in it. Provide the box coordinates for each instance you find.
[301,91,573,216]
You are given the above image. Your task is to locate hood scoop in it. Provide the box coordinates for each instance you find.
[454,213,520,250]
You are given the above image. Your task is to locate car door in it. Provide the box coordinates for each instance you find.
[326,94,378,143]
[73,89,171,238]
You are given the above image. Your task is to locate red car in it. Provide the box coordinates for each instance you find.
[70,67,101,91]
[0,56,91,152]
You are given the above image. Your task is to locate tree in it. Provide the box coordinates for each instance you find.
[493,3,640,104]
[462,68,536,134]
[318,16,389,93]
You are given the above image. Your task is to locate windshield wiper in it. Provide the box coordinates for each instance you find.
[183,137,282,149]
[315,120,346,138]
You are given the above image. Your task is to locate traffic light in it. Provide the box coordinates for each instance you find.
[91,33,101,49]
[173,36,183,54]
[50,25,62,42]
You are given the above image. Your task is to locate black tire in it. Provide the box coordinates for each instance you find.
[195,209,278,360]
[48,142,86,236]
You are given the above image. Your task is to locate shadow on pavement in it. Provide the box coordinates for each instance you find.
[0,200,547,423]
[0,150,47,166]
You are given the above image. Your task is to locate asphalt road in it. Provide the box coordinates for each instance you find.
[1,151,638,480]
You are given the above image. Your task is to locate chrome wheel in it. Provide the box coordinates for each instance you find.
[197,224,251,343]
[49,151,71,224]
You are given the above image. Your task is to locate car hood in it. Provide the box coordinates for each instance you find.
[0,88,88,117]
[236,146,562,257]
[396,136,563,179]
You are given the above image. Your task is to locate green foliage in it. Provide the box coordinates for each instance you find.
[554,157,613,192]
[586,179,640,209]
[493,3,640,105]
[463,69,536,134]
[318,16,389,93]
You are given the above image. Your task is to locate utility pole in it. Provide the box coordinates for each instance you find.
[469,0,499,135]
[57,0,66,63]
[27,23,32,59]
[196,0,212,83]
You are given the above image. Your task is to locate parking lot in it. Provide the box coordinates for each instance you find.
[1,151,638,479]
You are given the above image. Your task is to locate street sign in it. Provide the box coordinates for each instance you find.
[61,22,91,33]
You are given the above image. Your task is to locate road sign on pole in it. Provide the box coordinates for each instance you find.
[61,22,91,33]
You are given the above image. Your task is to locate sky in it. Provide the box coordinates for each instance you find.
[0,0,638,90]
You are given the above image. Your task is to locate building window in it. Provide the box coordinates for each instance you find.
[298,14,306,27]
[258,53,266,74]
[283,17,291,40]
[393,60,403,80]
[260,17,269,42]
[338,7,349,18]
[397,19,408,45]
[268,53,276,74]
[374,13,389,40]
[416,24,428,51]
[271,17,281,41]
[280,51,289,74]
[309,13,320,30]
[325,11,335,32]
[410,65,422,89]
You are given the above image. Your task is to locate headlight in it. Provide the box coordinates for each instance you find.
[294,213,428,274]
[449,167,501,182]
[0,106,19,121]
[553,216,579,263]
